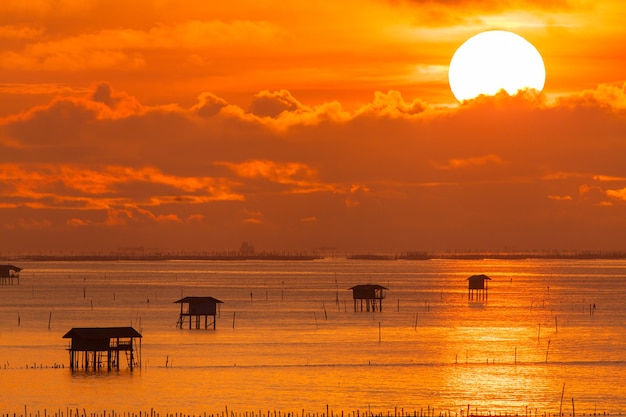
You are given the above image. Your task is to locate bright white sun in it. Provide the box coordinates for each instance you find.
[448,30,546,102]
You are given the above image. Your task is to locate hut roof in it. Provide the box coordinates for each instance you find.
[0,264,22,274]
[2,264,22,271]
[466,274,492,281]
[62,327,142,339]
[349,284,388,291]
[174,296,224,304]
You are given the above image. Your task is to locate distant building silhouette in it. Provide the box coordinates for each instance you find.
[175,296,223,329]
[467,274,491,300]
[349,284,387,312]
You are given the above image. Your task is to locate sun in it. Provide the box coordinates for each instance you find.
[448,30,546,102]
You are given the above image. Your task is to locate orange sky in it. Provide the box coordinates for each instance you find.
[1,0,626,254]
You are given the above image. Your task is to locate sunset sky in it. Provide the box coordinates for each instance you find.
[2,0,626,254]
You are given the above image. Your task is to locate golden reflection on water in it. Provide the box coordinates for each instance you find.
[0,259,625,414]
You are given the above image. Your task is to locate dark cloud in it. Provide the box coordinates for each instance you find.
[90,82,143,115]
[192,92,228,118]
[248,90,304,117]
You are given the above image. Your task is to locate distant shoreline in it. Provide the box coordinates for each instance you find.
[5,250,626,262]
[5,253,324,262]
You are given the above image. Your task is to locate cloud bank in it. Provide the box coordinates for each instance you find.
[2,83,626,252]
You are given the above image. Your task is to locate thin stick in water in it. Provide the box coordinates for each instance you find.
[537,323,541,342]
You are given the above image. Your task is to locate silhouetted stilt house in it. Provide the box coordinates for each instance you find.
[0,264,21,285]
[467,274,491,301]
[175,296,223,329]
[349,284,387,312]
[63,327,142,371]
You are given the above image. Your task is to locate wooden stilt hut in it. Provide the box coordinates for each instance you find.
[349,284,387,312]
[175,296,223,329]
[0,264,21,285]
[467,274,491,301]
[62,327,142,371]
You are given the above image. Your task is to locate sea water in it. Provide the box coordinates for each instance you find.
[0,258,624,415]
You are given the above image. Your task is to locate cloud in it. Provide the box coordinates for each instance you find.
[0,163,243,211]
[390,0,576,18]
[244,90,349,129]
[345,184,371,208]
[594,175,626,182]
[0,24,44,39]
[67,218,90,227]
[241,209,264,224]
[383,0,584,30]
[219,160,339,194]
[579,184,612,206]
[223,160,314,182]
[248,90,304,117]
[91,82,144,117]
[2,83,626,251]
[192,92,229,118]
[356,90,428,117]
[556,82,626,109]
[0,83,89,95]
[606,187,626,202]
[547,195,573,201]
[104,206,183,226]
[437,154,505,170]
[0,20,283,72]
[3,218,52,230]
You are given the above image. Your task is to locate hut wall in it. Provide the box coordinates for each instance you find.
[72,338,110,350]
[189,303,217,315]
[353,287,376,299]
[468,277,486,290]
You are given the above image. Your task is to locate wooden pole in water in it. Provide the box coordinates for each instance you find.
[559,384,565,417]
[537,323,541,342]
[335,274,339,310]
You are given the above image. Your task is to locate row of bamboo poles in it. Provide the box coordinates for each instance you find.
[1,407,615,417]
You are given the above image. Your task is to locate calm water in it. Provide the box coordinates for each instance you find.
[0,258,625,415]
